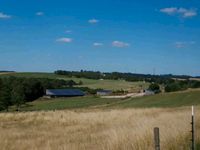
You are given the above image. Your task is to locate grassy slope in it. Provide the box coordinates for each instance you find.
[18,89,200,111]
[113,90,200,108]
[20,97,121,111]
[0,72,149,91]
[2,72,200,111]
[1,108,199,150]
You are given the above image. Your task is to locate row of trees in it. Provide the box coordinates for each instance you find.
[148,80,200,93]
[55,70,200,93]
[55,70,198,83]
[165,80,200,92]
[0,77,77,111]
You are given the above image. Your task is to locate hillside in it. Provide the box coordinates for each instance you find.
[113,89,200,108]
[15,89,200,111]
[0,72,149,91]
[1,107,199,150]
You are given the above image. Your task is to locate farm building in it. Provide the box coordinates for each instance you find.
[97,90,112,96]
[143,90,155,96]
[46,89,85,98]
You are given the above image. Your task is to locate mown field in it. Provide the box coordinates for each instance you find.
[0,72,149,91]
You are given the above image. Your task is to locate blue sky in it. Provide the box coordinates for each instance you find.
[0,0,200,75]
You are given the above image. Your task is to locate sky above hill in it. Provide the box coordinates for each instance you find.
[0,0,200,75]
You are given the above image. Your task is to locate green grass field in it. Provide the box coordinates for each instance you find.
[20,96,122,111]
[114,89,200,108]
[2,72,200,111]
[0,72,149,91]
[16,89,200,111]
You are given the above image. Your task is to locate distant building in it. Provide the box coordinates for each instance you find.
[46,89,85,98]
[143,89,155,96]
[97,90,112,96]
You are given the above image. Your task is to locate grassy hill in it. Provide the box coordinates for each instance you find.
[113,89,200,108]
[0,72,149,91]
[1,107,199,150]
[2,72,200,111]
[20,97,121,111]
[15,89,200,111]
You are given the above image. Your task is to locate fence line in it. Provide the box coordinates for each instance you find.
[153,106,196,150]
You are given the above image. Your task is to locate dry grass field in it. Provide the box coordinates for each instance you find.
[0,107,199,150]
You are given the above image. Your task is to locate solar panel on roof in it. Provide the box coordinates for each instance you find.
[46,89,85,96]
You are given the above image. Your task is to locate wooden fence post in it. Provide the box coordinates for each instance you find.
[154,127,160,150]
[191,106,195,150]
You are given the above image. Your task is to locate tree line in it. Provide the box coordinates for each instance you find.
[148,80,200,93]
[164,80,200,92]
[55,70,200,92]
[0,77,77,111]
[55,70,198,82]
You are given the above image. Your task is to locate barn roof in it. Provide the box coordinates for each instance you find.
[46,89,85,96]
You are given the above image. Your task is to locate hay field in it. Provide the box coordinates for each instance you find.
[0,107,199,150]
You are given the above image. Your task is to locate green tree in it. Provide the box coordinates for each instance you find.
[0,79,12,111]
[148,83,160,93]
[11,84,25,111]
[78,80,83,85]
[165,83,182,92]
[0,86,11,111]
[0,79,4,110]
[67,80,76,87]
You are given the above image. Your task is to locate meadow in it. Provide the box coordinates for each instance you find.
[1,72,200,150]
[14,89,200,111]
[0,72,149,91]
[0,107,199,150]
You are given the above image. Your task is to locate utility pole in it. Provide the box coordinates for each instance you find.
[153,68,156,76]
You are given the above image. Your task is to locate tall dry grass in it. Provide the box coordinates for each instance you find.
[0,107,199,150]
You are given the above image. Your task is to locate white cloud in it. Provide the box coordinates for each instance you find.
[93,42,103,46]
[56,38,72,43]
[88,19,99,24]
[175,41,195,48]
[160,7,197,18]
[160,7,177,15]
[112,41,130,48]
[36,12,44,16]
[0,12,11,19]
[182,11,197,18]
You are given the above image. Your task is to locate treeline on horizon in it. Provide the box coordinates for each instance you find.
[0,71,15,73]
[55,70,200,92]
[54,70,198,81]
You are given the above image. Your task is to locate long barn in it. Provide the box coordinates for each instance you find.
[46,89,85,98]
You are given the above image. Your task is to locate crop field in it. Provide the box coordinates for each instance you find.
[0,72,149,91]
[0,107,199,150]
